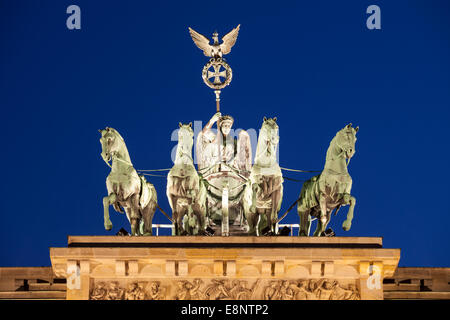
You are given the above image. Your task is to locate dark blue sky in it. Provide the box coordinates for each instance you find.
[1,0,449,268]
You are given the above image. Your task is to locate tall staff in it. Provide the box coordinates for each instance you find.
[188,25,241,236]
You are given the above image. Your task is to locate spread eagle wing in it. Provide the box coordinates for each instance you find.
[220,24,240,55]
[188,27,212,57]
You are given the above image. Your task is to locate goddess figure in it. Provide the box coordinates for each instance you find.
[195,112,252,230]
[196,112,251,174]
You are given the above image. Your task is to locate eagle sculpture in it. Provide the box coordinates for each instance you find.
[188,25,240,59]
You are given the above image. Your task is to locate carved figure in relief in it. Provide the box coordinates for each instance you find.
[147,281,165,300]
[314,279,337,300]
[106,281,124,300]
[88,278,360,300]
[204,279,231,300]
[342,283,360,300]
[279,280,294,300]
[261,279,360,300]
[190,279,205,300]
[291,280,309,300]
[227,280,252,300]
[235,281,253,300]
[175,281,189,300]
[136,282,147,300]
[125,282,139,300]
[90,282,108,300]
[264,281,281,300]
[175,280,203,300]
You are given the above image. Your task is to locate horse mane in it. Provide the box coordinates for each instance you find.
[107,127,125,142]
[325,134,338,162]
[325,126,356,164]
[105,127,131,163]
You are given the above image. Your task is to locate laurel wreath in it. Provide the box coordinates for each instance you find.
[202,58,233,90]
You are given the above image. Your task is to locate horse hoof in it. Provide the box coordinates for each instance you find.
[342,221,351,231]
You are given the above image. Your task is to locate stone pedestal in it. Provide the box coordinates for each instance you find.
[50,236,400,300]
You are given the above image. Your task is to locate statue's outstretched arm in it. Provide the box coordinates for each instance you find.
[202,112,221,134]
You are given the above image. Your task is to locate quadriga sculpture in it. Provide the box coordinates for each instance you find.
[167,123,207,235]
[243,117,283,235]
[297,124,358,236]
[99,127,157,236]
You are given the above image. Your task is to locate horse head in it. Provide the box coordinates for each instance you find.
[176,122,194,163]
[256,117,279,163]
[99,127,126,166]
[334,123,359,162]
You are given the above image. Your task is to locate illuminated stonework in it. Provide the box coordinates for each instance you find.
[89,278,360,300]
[49,236,400,300]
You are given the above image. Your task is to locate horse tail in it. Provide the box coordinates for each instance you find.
[298,174,320,211]
[138,175,157,210]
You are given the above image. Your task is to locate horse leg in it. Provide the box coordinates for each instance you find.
[129,194,141,236]
[313,219,322,237]
[298,205,311,236]
[342,195,356,231]
[192,202,205,233]
[321,210,332,235]
[256,208,268,236]
[271,189,281,233]
[172,208,179,235]
[255,213,262,236]
[250,184,258,212]
[313,196,327,237]
[170,195,179,235]
[141,202,156,236]
[130,218,139,236]
[174,197,189,235]
[263,208,272,235]
[176,205,186,235]
[102,193,117,231]
[246,212,257,236]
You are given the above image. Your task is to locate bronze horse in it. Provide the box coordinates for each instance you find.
[167,123,207,235]
[297,124,358,236]
[99,127,157,236]
[243,117,283,235]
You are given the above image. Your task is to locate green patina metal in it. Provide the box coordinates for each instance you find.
[297,124,359,237]
[243,117,284,236]
[167,123,208,235]
[99,127,158,236]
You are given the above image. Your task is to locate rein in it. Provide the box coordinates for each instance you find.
[103,151,133,169]
[280,167,320,173]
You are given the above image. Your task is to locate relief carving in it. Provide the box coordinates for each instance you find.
[89,278,359,300]
[147,281,166,300]
[175,279,204,300]
[204,279,260,300]
[105,281,124,300]
[90,281,166,300]
[265,279,360,300]
[90,281,108,300]
[124,282,146,300]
